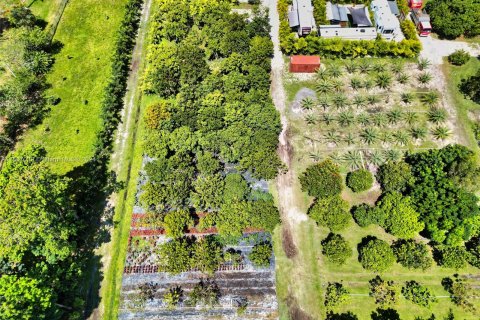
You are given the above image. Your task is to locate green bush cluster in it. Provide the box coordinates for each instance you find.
[436,246,469,269]
[400,20,418,41]
[359,237,395,272]
[426,0,480,39]
[309,195,351,232]
[248,242,273,267]
[346,169,373,192]
[402,281,437,307]
[448,50,470,66]
[392,239,432,270]
[321,233,352,265]
[300,160,343,198]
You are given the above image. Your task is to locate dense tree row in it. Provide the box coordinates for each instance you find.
[140,0,281,240]
[0,0,144,318]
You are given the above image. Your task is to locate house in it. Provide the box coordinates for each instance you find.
[288,0,316,36]
[371,0,401,40]
[326,2,349,27]
[319,25,377,40]
[289,55,321,73]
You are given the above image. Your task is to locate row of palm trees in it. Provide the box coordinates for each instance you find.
[301,91,441,111]
[308,149,406,169]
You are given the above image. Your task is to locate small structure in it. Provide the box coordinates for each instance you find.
[288,0,316,36]
[326,2,349,27]
[348,6,373,27]
[289,55,321,73]
[371,0,401,40]
[319,25,377,40]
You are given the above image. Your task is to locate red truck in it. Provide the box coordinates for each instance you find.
[410,8,432,36]
[408,0,423,9]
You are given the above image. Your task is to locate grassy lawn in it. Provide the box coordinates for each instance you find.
[442,57,480,157]
[19,0,127,174]
[29,0,63,25]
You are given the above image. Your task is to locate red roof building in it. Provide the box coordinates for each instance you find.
[289,55,321,73]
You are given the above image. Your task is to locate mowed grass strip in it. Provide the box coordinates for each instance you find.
[20,0,127,174]
[29,0,64,25]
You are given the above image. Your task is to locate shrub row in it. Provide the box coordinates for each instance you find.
[277,0,421,58]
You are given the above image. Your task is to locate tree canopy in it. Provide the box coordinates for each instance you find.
[300,160,343,198]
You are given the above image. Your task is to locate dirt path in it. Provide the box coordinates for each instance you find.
[264,0,307,226]
[87,0,153,318]
[419,36,480,65]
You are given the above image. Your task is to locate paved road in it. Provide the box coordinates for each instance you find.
[419,36,480,64]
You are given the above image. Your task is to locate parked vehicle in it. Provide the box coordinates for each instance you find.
[408,0,422,9]
[410,8,431,36]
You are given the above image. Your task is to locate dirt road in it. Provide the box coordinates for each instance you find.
[264,0,307,226]
[419,36,480,65]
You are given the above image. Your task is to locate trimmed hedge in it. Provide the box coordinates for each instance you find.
[277,0,421,58]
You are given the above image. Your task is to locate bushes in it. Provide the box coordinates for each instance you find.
[400,20,418,41]
[466,236,480,268]
[369,276,400,307]
[346,169,373,192]
[442,277,477,313]
[426,0,480,39]
[359,238,395,272]
[321,233,352,265]
[300,160,343,198]
[392,240,432,270]
[249,242,272,267]
[352,204,378,227]
[460,69,480,104]
[448,50,470,66]
[309,195,351,232]
[377,161,413,193]
[436,246,469,269]
[402,281,436,307]
[324,282,349,309]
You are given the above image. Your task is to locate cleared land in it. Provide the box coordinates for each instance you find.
[19,0,127,174]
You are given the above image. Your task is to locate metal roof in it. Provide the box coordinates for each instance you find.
[290,55,321,65]
[387,0,400,16]
[348,7,372,27]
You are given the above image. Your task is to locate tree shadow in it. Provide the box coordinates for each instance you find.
[371,308,400,320]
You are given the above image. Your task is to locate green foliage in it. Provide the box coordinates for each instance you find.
[187,279,220,308]
[300,160,343,198]
[374,192,424,239]
[377,161,413,192]
[0,275,54,319]
[346,169,373,192]
[392,240,432,270]
[460,68,480,104]
[442,277,477,313]
[163,210,193,238]
[309,196,351,232]
[400,19,418,40]
[466,236,480,268]
[352,204,377,227]
[426,0,480,39]
[157,237,194,274]
[402,281,437,307]
[223,173,249,202]
[191,174,225,210]
[192,236,224,274]
[436,246,469,269]
[448,50,470,66]
[359,238,395,272]
[321,233,352,265]
[324,282,350,309]
[249,242,272,267]
[163,286,183,310]
[369,276,400,307]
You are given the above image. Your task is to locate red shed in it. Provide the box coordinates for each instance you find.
[289,55,321,73]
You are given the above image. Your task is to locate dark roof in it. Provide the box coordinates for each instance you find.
[331,4,349,22]
[387,0,400,16]
[348,7,372,27]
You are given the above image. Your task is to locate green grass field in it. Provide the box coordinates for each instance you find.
[19,0,127,174]
[29,0,63,25]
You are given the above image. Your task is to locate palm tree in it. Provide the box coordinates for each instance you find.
[393,131,410,146]
[380,131,394,143]
[373,63,387,73]
[350,77,363,90]
[344,132,356,145]
[397,73,410,84]
[432,126,451,140]
[361,128,379,145]
[309,151,322,162]
[305,114,317,125]
[343,150,364,170]
[428,108,448,124]
[384,149,403,162]
[410,126,428,140]
[332,93,349,109]
[367,95,381,106]
[337,111,355,127]
[368,150,384,167]
[404,112,419,126]
[358,60,371,73]
[324,131,341,145]
[315,80,333,94]
[344,60,357,73]
[390,61,404,74]
[316,68,329,80]
[328,64,343,78]
[376,72,393,89]
[372,113,387,127]
[400,92,415,104]
[329,152,343,165]
[387,109,404,125]
[331,79,344,92]
[322,113,336,125]
[363,79,375,90]
[301,97,315,111]
[421,92,440,107]
[418,72,432,85]
[352,95,367,109]
[417,58,431,71]
[317,96,331,111]
[357,113,370,126]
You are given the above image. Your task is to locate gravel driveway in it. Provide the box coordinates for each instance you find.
[419,36,480,64]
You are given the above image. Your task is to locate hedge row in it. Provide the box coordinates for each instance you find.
[400,19,418,41]
[278,0,421,58]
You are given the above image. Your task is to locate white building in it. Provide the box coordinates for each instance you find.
[288,0,316,36]
[319,25,377,40]
[371,0,401,40]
